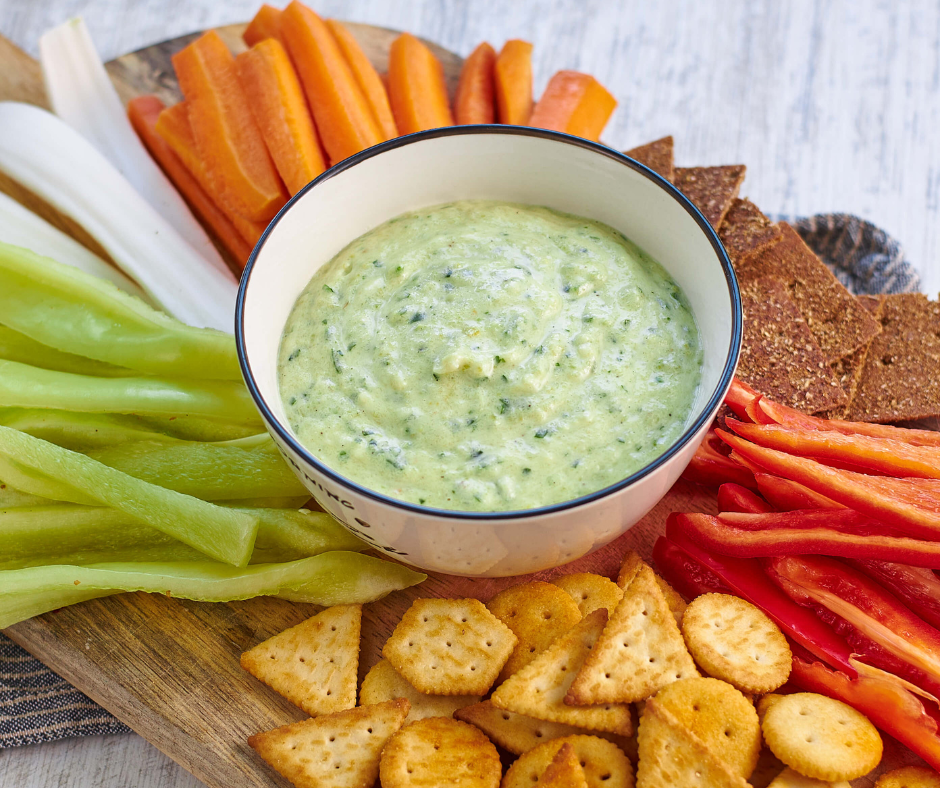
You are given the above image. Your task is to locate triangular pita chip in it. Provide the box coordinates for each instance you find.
[636,699,750,788]
[624,136,675,182]
[540,742,589,788]
[248,697,409,788]
[490,608,633,735]
[674,165,746,228]
[567,565,698,705]
[241,604,361,716]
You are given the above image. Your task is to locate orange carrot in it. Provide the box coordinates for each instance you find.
[279,1,383,165]
[529,70,617,142]
[387,32,454,134]
[326,19,398,141]
[454,42,496,125]
[236,39,326,196]
[128,95,252,267]
[494,39,533,125]
[155,101,269,248]
[243,4,283,47]
[172,30,286,222]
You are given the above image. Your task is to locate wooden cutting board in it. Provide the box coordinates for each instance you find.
[0,24,720,788]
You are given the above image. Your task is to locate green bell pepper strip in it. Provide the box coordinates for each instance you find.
[0,242,240,379]
[0,552,426,628]
[0,408,259,450]
[0,426,258,566]
[0,360,263,425]
[0,325,132,377]
[86,440,308,500]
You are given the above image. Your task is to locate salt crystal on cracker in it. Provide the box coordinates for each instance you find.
[359,658,479,724]
[501,734,634,788]
[552,572,623,617]
[383,598,515,696]
[490,608,634,735]
[567,565,698,705]
[674,165,746,228]
[248,697,409,788]
[240,604,360,717]
[624,135,675,182]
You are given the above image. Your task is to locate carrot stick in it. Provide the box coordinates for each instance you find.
[155,102,269,249]
[235,39,326,196]
[494,39,533,125]
[325,19,398,141]
[128,95,252,267]
[279,1,383,165]
[454,42,496,124]
[171,30,286,222]
[387,32,454,134]
[529,70,617,142]
[243,4,283,47]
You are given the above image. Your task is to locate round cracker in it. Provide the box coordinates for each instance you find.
[682,593,791,693]
[652,676,761,779]
[501,734,634,788]
[379,717,501,788]
[756,693,786,726]
[875,766,940,788]
[762,692,882,781]
[551,573,623,617]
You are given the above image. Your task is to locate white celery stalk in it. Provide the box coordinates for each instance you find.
[0,190,153,304]
[0,102,237,331]
[39,17,231,277]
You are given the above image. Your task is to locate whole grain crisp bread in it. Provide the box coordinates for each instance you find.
[737,276,848,414]
[822,294,886,418]
[718,198,782,263]
[673,165,746,228]
[845,293,940,423]
[736,223,882,363]
[624,136,675,182]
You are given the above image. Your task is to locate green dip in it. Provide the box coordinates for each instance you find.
[278,200,702,512]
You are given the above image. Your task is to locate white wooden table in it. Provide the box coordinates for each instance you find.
[1,0,939,785]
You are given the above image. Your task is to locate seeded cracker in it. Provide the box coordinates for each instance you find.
[501,734,635,788]
[359,658,480,724]
[823,294,886,418]
[489,608,634,735]
[681,593,791,693]
[736,223,881,363]
[247,697,409,788]
[845,293,940,423]
[567,564,699,706]
[718,198,783,263]
[487,580,582,682]
[379,716,501,788]
[762,692,883,781]
[538,742,590,788]
[240,604,360,717]
[624,136,675,181]
[737,276,848,414]
[552,572,624,617]
[673,165,746,228]
[875,766,940,788]
[382,598,516,695]
[636,699,750,788]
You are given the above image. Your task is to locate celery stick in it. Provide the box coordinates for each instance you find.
[0,325,132,377]
[0,480,49,508]
[0,553,426,628]
[87,440,307,500]
[0,242,239,378]
[220,496,311,509]
[0,360,262,425]
[0,408,258,450]
[0,426,258,566]
[250,509,365,557]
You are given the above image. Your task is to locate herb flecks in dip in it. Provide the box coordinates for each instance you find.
[278,201,702,512]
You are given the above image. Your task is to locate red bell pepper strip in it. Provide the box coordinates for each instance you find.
[717,429,940,541]
[682,432,757,489]
[757,395,940,448]
[769,555,940,688]
[675,510,940,568]
[755,472,845,511]
[652,536,731,599]
[790,656,940,771]
[848,560,940,631]
[729,419,940,480]
[725,377,759,421]
[664,515,854,673]
[717,483,773,514]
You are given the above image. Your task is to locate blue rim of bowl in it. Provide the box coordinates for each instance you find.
[236,125,742,521]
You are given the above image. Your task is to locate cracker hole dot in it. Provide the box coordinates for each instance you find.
[329,737,335,742]
[331,626,337,631]
[327,690,331,695]
[543,612,552,620]
[605,673,611,679]
[502,713,511,721]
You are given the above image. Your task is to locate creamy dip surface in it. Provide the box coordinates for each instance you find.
[278,200,703,512]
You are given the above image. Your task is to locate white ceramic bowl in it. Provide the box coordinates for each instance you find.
[237,127,741,578]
